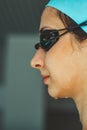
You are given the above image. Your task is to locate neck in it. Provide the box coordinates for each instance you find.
[73,86,87,130]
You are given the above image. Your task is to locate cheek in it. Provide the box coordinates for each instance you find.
[45,53,80,98]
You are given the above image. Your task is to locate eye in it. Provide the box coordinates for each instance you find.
[36,29,59,51]
[40,30,52,41]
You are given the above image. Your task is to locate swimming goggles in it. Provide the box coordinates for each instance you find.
[35,20,87,51]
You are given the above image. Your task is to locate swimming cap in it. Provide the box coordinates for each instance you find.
[46,0,87,33]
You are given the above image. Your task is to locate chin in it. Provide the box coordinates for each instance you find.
[48,87,60,99]
[48,86,70,99]
[48,93,59,99]
[48,91,69,99]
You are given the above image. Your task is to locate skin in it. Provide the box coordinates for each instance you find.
[31,7,87,130]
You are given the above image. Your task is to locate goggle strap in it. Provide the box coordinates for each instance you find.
[67,20,87,31]
[58,20,87,32]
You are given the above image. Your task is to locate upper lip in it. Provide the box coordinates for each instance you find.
[41,75,49,79]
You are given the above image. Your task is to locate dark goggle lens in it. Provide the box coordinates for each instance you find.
[35,20,87,51]
[35,30,59,51]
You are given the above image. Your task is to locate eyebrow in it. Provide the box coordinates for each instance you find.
[39,26,52,32]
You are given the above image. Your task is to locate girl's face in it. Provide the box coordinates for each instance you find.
[31,7,84,99]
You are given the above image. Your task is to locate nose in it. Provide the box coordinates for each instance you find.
[30,49,45,69]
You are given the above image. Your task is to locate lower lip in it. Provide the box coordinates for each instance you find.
[43,76,49,84]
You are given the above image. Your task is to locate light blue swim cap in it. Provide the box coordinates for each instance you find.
[46,0,87,33]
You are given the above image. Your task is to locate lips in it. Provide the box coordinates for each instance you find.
[43,75,49,79]
[42,75,50,84]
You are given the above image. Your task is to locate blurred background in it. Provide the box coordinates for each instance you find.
[0,0,82,130]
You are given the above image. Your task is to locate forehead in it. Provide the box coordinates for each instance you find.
[40,7,65,30]
[42,7,58,17]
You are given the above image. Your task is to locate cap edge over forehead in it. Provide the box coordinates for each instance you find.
[46,0,87,33]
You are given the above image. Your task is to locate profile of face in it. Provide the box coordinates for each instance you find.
[31,7,86,99]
